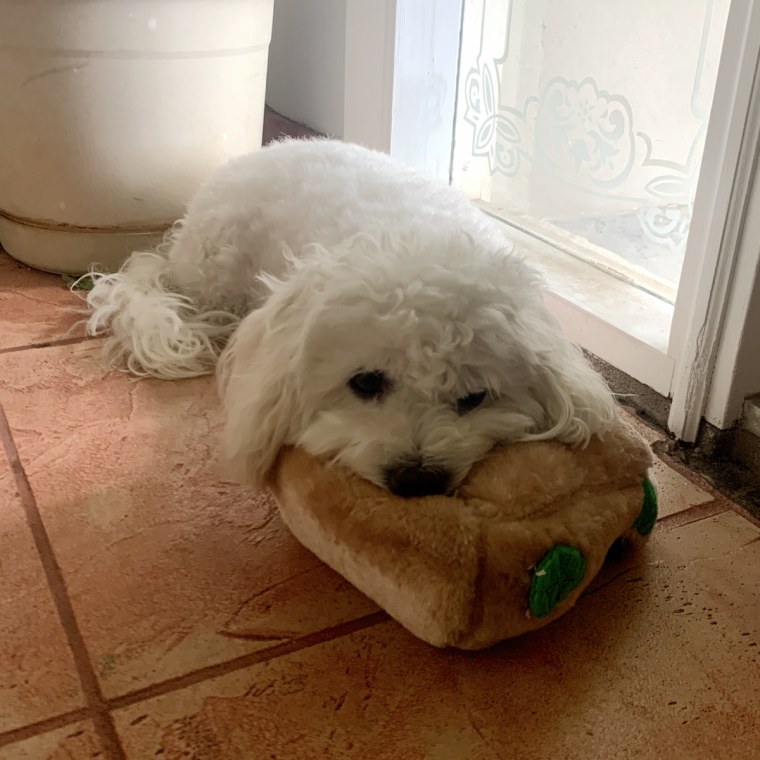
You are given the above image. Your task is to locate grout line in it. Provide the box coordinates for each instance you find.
[0,709,90,749]
[587,500,731,598]
[584,564,640,598]
[651,443,718,493]
[652,441,760,528]
[587,503,728,598]
[0,404,127,760]
[107,611,389,711]
[656,500,728,531]
[727,502,760,530]
[0,334,93,356]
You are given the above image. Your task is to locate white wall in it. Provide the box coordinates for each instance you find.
[733,281,760,404]
[704,159,760,427]
[704,267,760,428]
[265,0,346,137]
[265,0,462,178]
[390,0,463,180]
[343,0,396,152]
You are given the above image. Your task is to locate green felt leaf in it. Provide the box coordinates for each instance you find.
[634,477,658,535]
[62,274,95,291]
[528,544,586,619]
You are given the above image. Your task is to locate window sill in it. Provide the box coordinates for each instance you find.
[488,216,676,395]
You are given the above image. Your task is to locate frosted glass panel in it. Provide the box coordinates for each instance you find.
[452,0,731,301]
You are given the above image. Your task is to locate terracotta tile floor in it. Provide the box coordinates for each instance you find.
[1,99,758,755]
[1,252,759,759]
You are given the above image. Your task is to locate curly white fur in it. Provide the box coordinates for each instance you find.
[84,138,615,494]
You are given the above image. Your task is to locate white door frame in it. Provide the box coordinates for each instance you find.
[667,0,760,441]
[343,0,464,180]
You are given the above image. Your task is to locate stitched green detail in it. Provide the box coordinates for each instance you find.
[62,274,95,291]
[634,477,658,535]
[528,545,586,619]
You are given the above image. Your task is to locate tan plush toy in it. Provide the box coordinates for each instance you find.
[268,414,657,649]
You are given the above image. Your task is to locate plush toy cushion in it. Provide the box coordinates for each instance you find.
[268,415,656,649]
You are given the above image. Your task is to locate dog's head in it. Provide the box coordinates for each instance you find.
[218,232,615,495]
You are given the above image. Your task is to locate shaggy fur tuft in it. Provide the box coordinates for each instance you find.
[84,139,616,492]
[86,250,240,378]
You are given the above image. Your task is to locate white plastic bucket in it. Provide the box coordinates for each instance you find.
[0,0,274,274]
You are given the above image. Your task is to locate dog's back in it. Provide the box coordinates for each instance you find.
[82,139,509,379]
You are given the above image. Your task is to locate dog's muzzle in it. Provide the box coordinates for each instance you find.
[383,461,452,498]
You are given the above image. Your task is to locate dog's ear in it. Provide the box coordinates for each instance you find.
[531,339,617,445]
[477,250,616,445]
[217,281,309,489]
[516,304,616,445]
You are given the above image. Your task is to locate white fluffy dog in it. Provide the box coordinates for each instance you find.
[85,139,615,497]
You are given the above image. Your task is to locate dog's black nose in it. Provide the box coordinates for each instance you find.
[384,462,452,497]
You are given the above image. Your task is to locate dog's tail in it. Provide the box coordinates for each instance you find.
[82,248,240,379]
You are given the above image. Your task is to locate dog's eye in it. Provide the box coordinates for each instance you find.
[456,390,487,414]
[348,371,390,400]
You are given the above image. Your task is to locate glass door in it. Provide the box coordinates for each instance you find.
[452,0,729,305]
[450,0,760,439]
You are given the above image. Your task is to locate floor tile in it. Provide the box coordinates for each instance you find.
[0,721,104,760]
[0,251,86,352]
[0,106,304,357]
[113,511,760,760]
[0,443,84,733]
[263,107,321,144]
[618,406,714,518]
[0,343,378,700]
[650,457,715,518]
